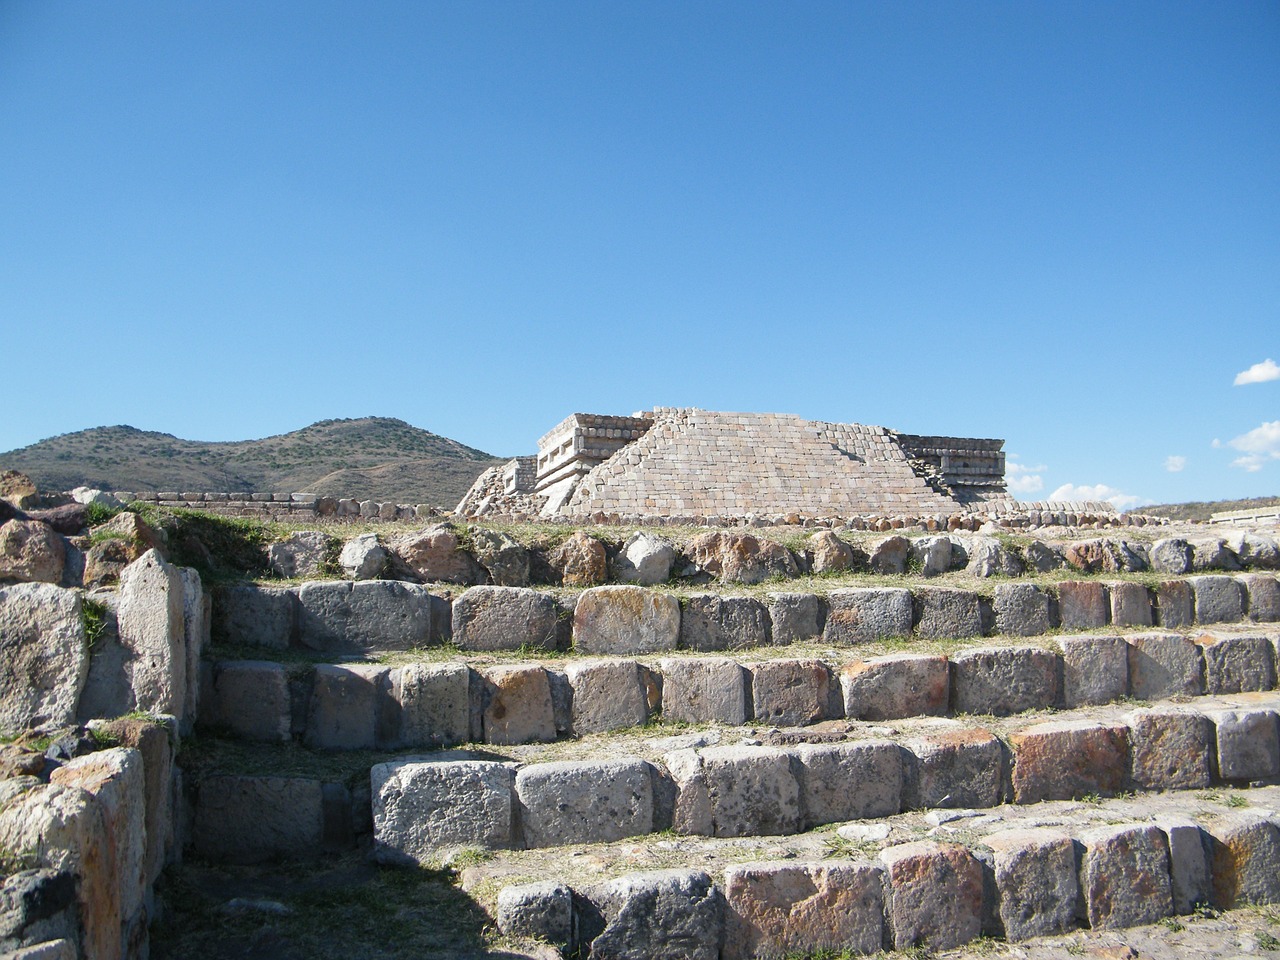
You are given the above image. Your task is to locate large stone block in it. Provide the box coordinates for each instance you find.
[983,827,1078,941]
[1158,817,1212,914]
[1126,632,1204,699]
[993,583,1051,637]
[372,759,515,863]
[1150,538,1193,574]
[880,841,984,951]
[0,869,78,956]
[749,659,832,726]
[1077,823,1173,929]
[451,586,560,652]
[766,592,823,645]
[1206,812,1280,908]
[0,519,65,584]
[722,861,884,960]
[1209,708,1280,781]
[0,584,87,737]
[496,882,574,952]
[1242,573,1280,622]
[679,595,771,651]
[1154,580,1195,628]
[657,657,747,725]
[901,722,1004,810]
[1058,634,1128,707]
[949,646,1060,716]
[391,661,472,748]
[1056,581,1109,631]
[1192,575,1245,624]
[1008,720,1128,803]
[912,587,982,640]
[480,665,556,745]
[792,740,901,827]
[840,654,948,721]
[304,664,390,750]
[613,532,676,586]
[297,580,436,653]
[211,583,296,649]
[178,566,209,735]
[202,660,292,742]
[1125,708,1213,790]
[194,776,324,864]
[822,588,912,644]
[90,717,173,889]
[580,870,722,960]
[1108,581,1153,627]
[118,549,188,717]
[565,659,650,734]
[573,586,681,655]
[666,745,801,838]
[1198,633,1276,693]
[516,757,654,847]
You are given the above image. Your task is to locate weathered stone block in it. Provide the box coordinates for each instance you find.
[1158,817,1211,914]
[0,584,87,737]
[391,662,471,748]
[1108,581,1153,627]
[1127,632,1204,699]
[822,588,912,644]
[1150,538,1193,574]
[1056,580,1109,631]
[749,659,832,726]
[496,882,574,951]
[1242,573,1280,622]
[1154,580,1195,628]
[565,659,650,734]
[949,646,1060,716]
[901,722,1004,810]
[203,660,291,742]
[793,740,901,827]
[766,592,823,645]
[297,580,435,653]
[1008,720,1128,803]
[372,759,515,863]
[679,595,771,651]
[516,757,654,847]
[580,870,722,960]
[0,869,78,956]
[657,657,747,725]
[118,549,188,717]
[304,664,389,750]
[450,586,560,652]
[1209,708,1280,781]
[1207,812,1280,908]
[1192,575,1245,624]
[880,841,984,951]
[194,776,324,864]
[1125,708,1214,790]
[481,665,556,745]
[912,587,982,640]
[573,586,680,655]
[983,827,1077,941]
[993,583,1051,637]
[840,654,948,721]
[722,861,884,960]
[1198,633,1276,693]
[1058,634,1128,707]
[613,532,676,586]
[1077,823,1173,929]
[211,583,296,649]
[666,745,801,838]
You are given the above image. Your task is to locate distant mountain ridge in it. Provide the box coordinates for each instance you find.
[0,417,504,508]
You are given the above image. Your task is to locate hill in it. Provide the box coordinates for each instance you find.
[0,417,505,508]
[1137,495,1280,523]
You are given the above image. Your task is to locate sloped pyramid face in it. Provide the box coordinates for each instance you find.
[561,408,1003,518]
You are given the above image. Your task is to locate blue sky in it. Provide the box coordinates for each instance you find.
[1,1,1276,508]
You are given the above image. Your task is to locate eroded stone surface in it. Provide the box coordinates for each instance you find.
[1207,812,1280,908]
[1008,720,1128,803]
[901,722,1004,810]
[195,776,324,864]
[0,584,87,736]
[657,657,747,725]
[912,587,982,640]
[451,586,560,652]
[565,659,650,734]
[580,869,722,960]
[1058,634,1128,707]
[983,827,1078,942]
[573,586,680,655]
[792,740,901,827]
[1057,581,1109,631]
[1126,709,1214,790]
[516,757,654,847]
[950,646,1060,716]
[880,840,984,951]
[749,659,832,727]
[840,654,948,721]
[993,584,1051,637]
[392,662,472,747]
[822,588,912,644]
[1127,632,1204,700]
[373,759,515,863]
[666,745,800,838]
[679,595,771,651]
[481,665,556,745]
[1077,823,1173,929]
[766,593,823,645]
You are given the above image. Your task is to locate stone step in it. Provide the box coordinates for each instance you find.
[209,573,1280,657]
[185,689,1280,870]
[197,625,1280,751]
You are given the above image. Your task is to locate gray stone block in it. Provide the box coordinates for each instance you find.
[451,586,560,652]
[516,757,654,847]
[580,870,722,960]
[949,646,1060,716]
[983,827,1077,941]
[0,583,87,737]
[911,587,982,640]
[1192,575,1245,624]
[766,592,823,645]
[901,722,1004,809]
[657,657,747,725]
[822,588,912,644]
[993,583,1051,637]
[1154,580,1195,628]
[391,662,471,748]
[1126,708,1214,790]
[1008,720,1128,804]
[203,660,291,742]
[1200,633,1276,693]
[296,580,435,653]
[1150,538,1193,574]
[304,664,390,750]
[480,665,556,745]
[1209,708,1280,781]
[880,841,984,951]
[1056,581,1109,631]
[792,740,901,827]
[666,745,801,838]
[371,758,515,863]
[1078,823,1173,929]
[1206,812,1280,908]
[496,882,574,952]
[1058,634,1128,707]
[1108,581,1153,627]
[1127,632,1204,699]
[1242,574,1280,622]
[211,583,297,649]
[565,659,651,734]
[679,595,771,651]
[573,586,681,655]
[749,659,833,726]
[840,654,948,721]
[194,776,324,864]
[1157,818,1211,914]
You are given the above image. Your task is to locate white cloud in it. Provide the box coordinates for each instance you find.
[1234,358,1280,386]
[1005,457,1046,497]
[1227,420,1280,472]
[1048,482,1145,511]
[1164,455,1186,473]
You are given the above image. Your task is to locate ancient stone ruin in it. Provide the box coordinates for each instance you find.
[459,407,1038,520]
